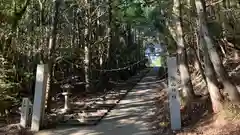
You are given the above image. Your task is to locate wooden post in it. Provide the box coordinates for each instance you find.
[31,64,48,131]
[167,56,181,130]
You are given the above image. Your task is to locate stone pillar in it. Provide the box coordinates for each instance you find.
[20,98,32,128]
[31,64,48,131]
[167,57,181,130]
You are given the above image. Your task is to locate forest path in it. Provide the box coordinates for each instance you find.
[35,68,165,135]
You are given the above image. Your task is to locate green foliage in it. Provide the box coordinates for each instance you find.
[0,55,20,113]
[0,53,37,116]
[0,56,18,92]
[0,0,164,117]
[0,0,29,25]
[147,6,165,32]
[0,0,13,16]
[117,0,147,25]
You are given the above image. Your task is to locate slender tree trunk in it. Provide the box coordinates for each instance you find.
[106,0,113,68]
[192,47,207,85]
[77,11,84,49]
[36,0,45,64]
[127,24,132,47]
[195,0,240,103]
[46,0,61,112]
[84,0,91,92]
[204,46,224,112]
[192,1,223,110]
[172,0,195,100]
[97,0,103,69]
[200,33,224,112]
[190,0,207,87]
[217,1,228,58]
[71,8,76,49]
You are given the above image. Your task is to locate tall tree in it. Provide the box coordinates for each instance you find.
[195,0,240,103]
[84,0,91,92]
[46,0,61,112]
[171,0,195,100]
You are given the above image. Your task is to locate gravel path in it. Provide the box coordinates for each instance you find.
[35,68,164,135]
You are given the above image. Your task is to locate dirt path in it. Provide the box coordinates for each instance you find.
[35,68,165,135]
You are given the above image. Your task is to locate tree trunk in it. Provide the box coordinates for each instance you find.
[96,0,103,69]
[234,50,239,60]
[84,0,91,92]
[192,47,207,85]
[46,0,61,112]
[204,48,224,113]
[217,1,228,58]
[127,23,132,47]
[193,0,223,110]
[172,0,195,100]
[84,44,90,92]
[77,11,84,49]
[191,4,207,85]
[106,0,113,68]
[200,33,223,113]
[195,0,240,103]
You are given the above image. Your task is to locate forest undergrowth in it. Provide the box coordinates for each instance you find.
[150,47,240,135]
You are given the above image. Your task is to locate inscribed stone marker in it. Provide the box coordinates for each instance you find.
[167,57,181,130]
[31,64,48,131]
[20,98,31,128]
